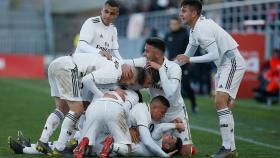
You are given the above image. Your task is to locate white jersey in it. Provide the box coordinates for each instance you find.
[124,57,185,121]
[129,103,152,128]
[76,16,121,60]
[72,53,121,84]
[188,16,238,66]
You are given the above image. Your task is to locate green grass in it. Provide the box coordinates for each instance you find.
[0,78,279,158]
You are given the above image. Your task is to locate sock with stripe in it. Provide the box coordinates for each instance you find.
[229,111,236,151]
[55,111,79,151]
[217,108,232,149]
[39,109,64,143]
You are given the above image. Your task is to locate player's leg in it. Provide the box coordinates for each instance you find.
[213,53,245,157]
[36,97,67,155]
[54,100,84,153]
[175,109,195,157]
[101,103,131,157]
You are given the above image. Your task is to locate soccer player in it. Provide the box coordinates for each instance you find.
[36,52,144,156]
[176,0,246,157]
[124,37,195,157]
[75,0,122,61]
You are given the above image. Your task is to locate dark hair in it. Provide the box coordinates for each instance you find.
[151,96,170,108]
[162,137,183,153]
[181,0,202,15]
[135,67,146,86]
[105,0,120,8]
[146,67,160,84]
[145,37,165,53]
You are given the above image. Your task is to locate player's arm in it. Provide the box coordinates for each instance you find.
[189,42,219,63]
[76,18,100,54]
[112,27,123,61]
[158,65,181,98]
[174,44,198,66]
[81,72,104,98]
[152,123,185,140]
[123,57,147,67]
[138,126,169,157]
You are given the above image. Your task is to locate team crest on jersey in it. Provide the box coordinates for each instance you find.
[100,34,103,38]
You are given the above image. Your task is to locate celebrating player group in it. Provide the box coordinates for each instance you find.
[8,0,245,158]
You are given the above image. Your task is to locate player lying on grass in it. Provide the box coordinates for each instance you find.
[74,96,191,158]
[8,96,186,157]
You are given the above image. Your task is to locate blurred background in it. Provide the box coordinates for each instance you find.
[0,0,279,105]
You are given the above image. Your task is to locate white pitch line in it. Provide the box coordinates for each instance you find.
[191,125,280,150]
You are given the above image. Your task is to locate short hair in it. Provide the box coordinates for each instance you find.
[162,137,183,153]
[145,37,166,53]
[146,67,160,84]
[105,0,120,8]
[181,0,202,15]
[151,96,170,108]
[135,67,146,86]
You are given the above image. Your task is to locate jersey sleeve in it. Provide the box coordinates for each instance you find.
[134,104,150,127]
[79,18,96,44]
[123,57,147,67]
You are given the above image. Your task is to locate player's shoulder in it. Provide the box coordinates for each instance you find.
[165,59,181,70]
[86,16,101,24]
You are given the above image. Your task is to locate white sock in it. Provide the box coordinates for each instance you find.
[111,143,129,156]
[39,109,64,143]
[230,111,236,151]
[23,144,42,154]
[217,108,232,149]
[55,111,79,151]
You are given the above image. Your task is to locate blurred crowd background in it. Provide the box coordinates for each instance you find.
[0,0,279,105]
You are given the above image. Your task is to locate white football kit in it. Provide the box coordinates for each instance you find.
[80,92,132,146]
[48,52,121,102]
[124,57,193,145]
[75,16,122,60]
[179,15,246,99]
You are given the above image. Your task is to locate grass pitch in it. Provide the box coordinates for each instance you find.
[0,77,279,158]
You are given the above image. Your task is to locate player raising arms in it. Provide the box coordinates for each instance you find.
[176,0,246,157]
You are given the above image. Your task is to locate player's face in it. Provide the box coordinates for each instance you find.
[143,73,153,88]
[150,101,168,122]
[101,4,119,26]
[180,5,195,26]
[162,134,177,151]
[143,44,158,62]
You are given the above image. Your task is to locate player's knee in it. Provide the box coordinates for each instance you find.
[215,92,230,109]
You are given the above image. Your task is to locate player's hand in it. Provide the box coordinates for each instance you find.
[115,88,127,101]
[129,128,140,143]
[146,61,162,70]
[176,54,190,63]
[121,64,133,79]
[175,123,185,133]
[99,50,112,60]
[174,117,183,123]
[103,93,117,100]
[167,149,178,157]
